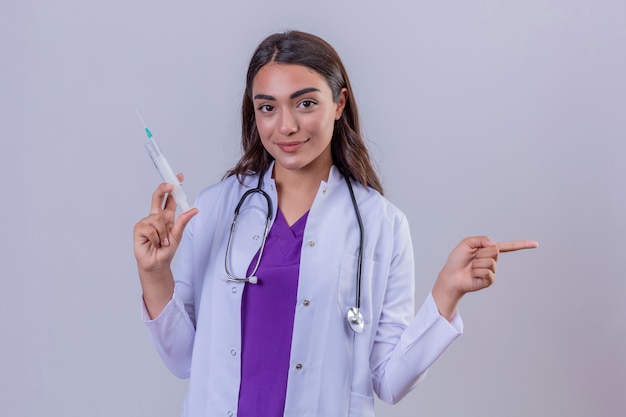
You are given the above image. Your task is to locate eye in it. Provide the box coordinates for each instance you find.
[258,104,274,113]
[298,100,317,109]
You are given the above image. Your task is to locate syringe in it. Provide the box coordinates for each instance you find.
[136,111,191,212]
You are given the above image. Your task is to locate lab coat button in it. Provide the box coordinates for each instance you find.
[252,235,260,241]
[230,349,237,356]
[308,241,315,247]
[303,299,310,306]
[231,287,238,293]
[295,363,303,370]
[228,411,234,417]
[322,187,328,195]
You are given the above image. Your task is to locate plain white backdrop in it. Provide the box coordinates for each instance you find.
[2,1,625,416]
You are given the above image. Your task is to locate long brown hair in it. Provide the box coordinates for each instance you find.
[226,30,383,195]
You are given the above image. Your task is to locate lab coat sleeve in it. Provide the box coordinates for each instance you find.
[141,293,195,378]
[370,214,463,404]
[140,212,198,379]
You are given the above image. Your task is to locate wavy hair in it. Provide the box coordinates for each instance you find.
[225,30,383,194]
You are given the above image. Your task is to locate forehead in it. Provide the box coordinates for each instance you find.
[252,63,331,96]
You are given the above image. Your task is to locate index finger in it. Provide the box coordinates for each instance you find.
[162,173,185,213]
[497,240,539,253]
[150,183,174,214]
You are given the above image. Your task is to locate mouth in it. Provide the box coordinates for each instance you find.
[276,138,310,152]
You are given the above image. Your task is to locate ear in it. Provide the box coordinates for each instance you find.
[335,88,348,120]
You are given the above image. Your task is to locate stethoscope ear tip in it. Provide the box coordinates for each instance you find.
[248,276,258,284]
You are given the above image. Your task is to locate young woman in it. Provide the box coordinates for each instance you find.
[133,31,537,417]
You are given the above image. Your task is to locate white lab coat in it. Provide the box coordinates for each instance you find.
[142,163,463,417]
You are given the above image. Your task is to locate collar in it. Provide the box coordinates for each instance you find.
[252,162,346,194]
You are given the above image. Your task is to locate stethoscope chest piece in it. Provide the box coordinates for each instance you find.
[346,307,364,333]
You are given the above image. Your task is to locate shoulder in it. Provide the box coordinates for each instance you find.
[182,172,264,239]
[328,166,406,225]
[195,175,237,202]
[354,183,407,226]
[195,174,256,208]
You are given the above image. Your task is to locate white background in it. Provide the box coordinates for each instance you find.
[2,1,624,416]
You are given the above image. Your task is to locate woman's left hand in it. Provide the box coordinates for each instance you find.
[432,236,538,321]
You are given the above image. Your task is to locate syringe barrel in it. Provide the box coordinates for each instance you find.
[145,140,191,212]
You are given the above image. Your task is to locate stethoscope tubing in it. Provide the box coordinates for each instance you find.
[344,176,364,312]
[224,176,273,284]
[224,171,365,333]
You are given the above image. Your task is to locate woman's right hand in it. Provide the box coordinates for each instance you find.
[133,175,198,318]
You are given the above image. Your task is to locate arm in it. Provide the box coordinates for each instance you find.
[372,220,538,403]
[133,175,199,378]
[133,176,198,318]
[371,215,462,403]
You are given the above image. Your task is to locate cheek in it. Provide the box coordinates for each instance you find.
[304,112,335,137]
[255,117,273,140]
[319,115,337,140]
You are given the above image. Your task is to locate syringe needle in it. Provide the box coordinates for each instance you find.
[136,110,191,212]
[135,109,153,138]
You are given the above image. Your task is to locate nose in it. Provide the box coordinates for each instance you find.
[277,109,298,136]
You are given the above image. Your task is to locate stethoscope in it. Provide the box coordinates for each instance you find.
[224,173,366,333]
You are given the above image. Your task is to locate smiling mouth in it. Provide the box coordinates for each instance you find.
[276,139,310,152]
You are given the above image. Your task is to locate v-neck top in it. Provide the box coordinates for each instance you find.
[238,209,309,417]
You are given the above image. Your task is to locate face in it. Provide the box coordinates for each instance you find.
[251,63,347,177]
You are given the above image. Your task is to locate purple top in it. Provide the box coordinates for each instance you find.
[238,209,308,416]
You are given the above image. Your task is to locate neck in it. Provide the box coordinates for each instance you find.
[273,164,331,192]
[272,161,332,226]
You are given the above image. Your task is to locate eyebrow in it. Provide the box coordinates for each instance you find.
[253,87,321,101]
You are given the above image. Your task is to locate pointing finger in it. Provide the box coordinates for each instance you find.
[497,240,539,253]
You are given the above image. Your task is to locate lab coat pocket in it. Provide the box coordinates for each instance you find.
[338,254,377,325]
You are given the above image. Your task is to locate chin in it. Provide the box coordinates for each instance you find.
[274,160,309,172]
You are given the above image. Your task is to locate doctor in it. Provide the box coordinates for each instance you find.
[133,31,538,417]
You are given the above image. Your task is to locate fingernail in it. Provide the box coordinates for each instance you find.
[163,237,170,246]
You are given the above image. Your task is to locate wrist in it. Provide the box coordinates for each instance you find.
[138,268,175,319]
[432,273,464,322]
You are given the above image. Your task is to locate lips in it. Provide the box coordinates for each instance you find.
[276,139,309,152]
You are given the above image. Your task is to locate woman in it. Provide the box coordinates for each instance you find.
[133,31,537,417]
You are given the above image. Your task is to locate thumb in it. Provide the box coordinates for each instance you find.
[170,207,199,243]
